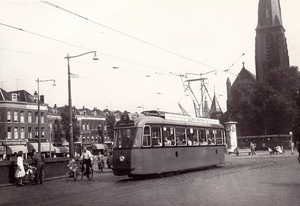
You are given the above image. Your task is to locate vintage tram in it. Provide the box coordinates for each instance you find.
[112,110,226,177]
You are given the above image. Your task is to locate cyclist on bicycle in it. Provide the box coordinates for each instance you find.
[80,147,93,176]
[97,152,105,171]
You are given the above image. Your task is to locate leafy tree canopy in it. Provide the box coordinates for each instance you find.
[226,66,300,139]
[60,106,80,143]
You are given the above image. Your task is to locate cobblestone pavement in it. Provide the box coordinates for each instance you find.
[0,150,299,206]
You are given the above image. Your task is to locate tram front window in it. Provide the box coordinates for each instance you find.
[114,128,137,148]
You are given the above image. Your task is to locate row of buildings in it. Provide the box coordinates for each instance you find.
[0,88,115,161]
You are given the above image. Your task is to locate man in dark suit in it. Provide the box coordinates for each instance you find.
[32,149,45,184]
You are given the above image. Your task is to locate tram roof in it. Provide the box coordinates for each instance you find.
[116,110,224,129]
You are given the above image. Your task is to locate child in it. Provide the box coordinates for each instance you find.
[67,156,77,176]
[15,151,25,186]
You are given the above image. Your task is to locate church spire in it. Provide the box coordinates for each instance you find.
[256,0,283,29]
[255,0,289,82]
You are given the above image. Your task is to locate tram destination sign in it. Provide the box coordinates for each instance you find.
[116,121,135,127]
[165,113,219,124]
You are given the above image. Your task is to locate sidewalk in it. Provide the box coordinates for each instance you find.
[0,164,112,188]
[228,149,297,157]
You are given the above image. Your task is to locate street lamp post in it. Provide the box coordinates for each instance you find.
[35,78,56,153]
[65,51,98,157]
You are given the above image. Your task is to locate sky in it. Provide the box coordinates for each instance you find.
[1,0,300,116]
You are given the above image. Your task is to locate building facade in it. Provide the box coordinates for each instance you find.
[0,89,50,160]
[0,88,110,160]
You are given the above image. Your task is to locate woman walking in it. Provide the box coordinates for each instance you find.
[15,151,25,186]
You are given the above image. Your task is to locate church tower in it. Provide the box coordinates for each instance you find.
[255,0,289,82]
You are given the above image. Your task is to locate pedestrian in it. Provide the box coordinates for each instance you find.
[250,142,256,155]
[15,151,25,186]
[32,149,45,184]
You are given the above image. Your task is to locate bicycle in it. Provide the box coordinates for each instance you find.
[97,159,104,172]
[80,162,93,180]
[24,164,45,183]
[66,166,81,181]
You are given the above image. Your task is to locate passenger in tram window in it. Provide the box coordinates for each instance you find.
[199,137,206,145]
[176,137,183,145]
[154,138,162,146]
[187,137,192,146]
[164,137,171,146]
[124,129,134,147]
[208,138,215,145]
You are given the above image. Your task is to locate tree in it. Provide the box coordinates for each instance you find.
[60,106,80,143]
[106,114,116,142]
[226,66,300,137]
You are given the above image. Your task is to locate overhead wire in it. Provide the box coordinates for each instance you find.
[0,22,172,76]
[41,0,231,74]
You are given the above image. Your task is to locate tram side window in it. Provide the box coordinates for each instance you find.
[207,129,215,145]
[215,130,223,145]
[163,126,175,146]
[143,125,151,147]
[151,126,162,147]
[175,127,186,146]
[187,127,198,146]
[199,129,207,145]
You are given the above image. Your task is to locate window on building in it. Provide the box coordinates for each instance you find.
[20,111,25,123]
[41,128,45,138]
[20,127,25,139]
[35,112,38,123]
[14,111,18,122]
[87,124,90,130]
[7,127,12,139]
[28,127,32,139]
[41,112,44,123]
[28,111,32,123]
[266,9,270,19]
[7,111,11,122]
[35,127,38,138]
[14,127,19,139]
[82,124,85,130]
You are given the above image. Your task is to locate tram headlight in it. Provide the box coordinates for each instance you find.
[119,156,125,162]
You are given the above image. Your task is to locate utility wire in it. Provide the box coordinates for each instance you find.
[0,22,172,76]
[41,0,226,73]
[0,22,90,51]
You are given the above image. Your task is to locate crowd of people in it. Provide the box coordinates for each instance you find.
[16,146,112,187]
